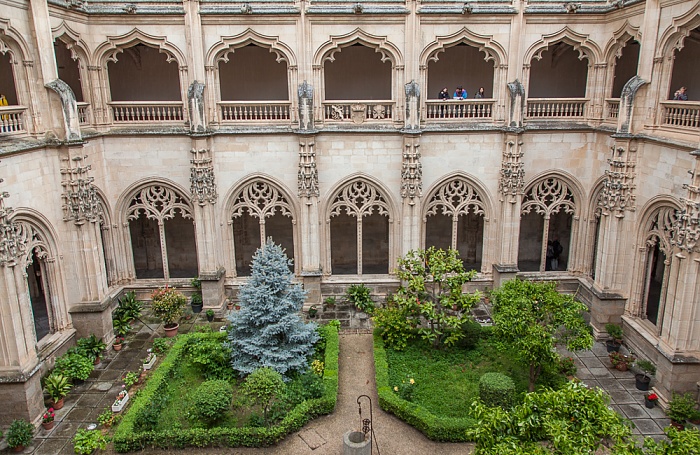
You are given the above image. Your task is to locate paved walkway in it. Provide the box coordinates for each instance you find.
[5,316,694,454]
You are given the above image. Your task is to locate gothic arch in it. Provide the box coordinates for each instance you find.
[222,175,299,277]
[322,174,398,275]
[420,27,506,68]
[207,29,297,68]
[0,18,32,63]
[635,197,681,256]
[657,3,700,58]
[92,28,187,68]
[522,171,584,216]
[52,21,90,64]
[422,172,493,221]
[313,28,403,67]
[524,27,602,65]
[603,21,642,65]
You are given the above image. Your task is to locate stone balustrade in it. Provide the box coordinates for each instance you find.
[219,101,292,123]
[109,101,185,123]
[0,106,27,134]
[526,98,588,119]
[661,101,700,129]
[321,101,394,124]
[425,99,494,120]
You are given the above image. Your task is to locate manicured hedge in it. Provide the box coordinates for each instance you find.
[479,372,515,409]
[373,331,475,442]
[113,326,339,452]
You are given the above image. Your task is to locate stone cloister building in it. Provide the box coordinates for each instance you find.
[1,0,699,424]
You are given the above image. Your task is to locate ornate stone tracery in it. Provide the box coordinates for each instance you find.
[672,164,700,253]
[521,177,576,218]
[190,149,218,206]
[126,185,193,224]
[231,181,293,221]
[646,206,677,255]
[61,155,99,224]
[426,178,485,219]
[329,180,389,219]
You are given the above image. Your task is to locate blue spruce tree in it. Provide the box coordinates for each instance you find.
[227,239,319,376]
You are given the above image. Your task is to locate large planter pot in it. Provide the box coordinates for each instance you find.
[163,323,179,338]
[606,340,621,353]
[191,302,203,314]
[42,421,55,431]
[644,397,656,409]
[51,397,65,410]
[615,363,629,372]
[635,373,651,391]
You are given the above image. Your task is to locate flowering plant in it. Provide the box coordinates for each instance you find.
[114,386,128,406]
[143,349,155,364]
[151,287,187,326]
[42,408,55,423]
[646,392,658,401]
[114,335,124,344]
[393,376,416,402]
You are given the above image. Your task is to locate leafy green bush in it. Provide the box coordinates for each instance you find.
[151,287,187,326]
[243,368,286,424]
[54,351,94,382]
[152,337,172,355]
[373,304,415,351]
[133,393,168,432]
[613,427,700,454]
[667,392,696,423]
[183,337,235,380]
[72,428,109,455]
[479,373,516,409]
[346,284,375,314]
[605,323,623,342]
[456,321,483,350]
[6,419,33,449]
[75,334,106,361]
[44,372,72,402]
[188,380,233,426]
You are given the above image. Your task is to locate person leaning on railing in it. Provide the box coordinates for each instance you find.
[673,86,688,101]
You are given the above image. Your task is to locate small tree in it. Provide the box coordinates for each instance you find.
[227,239,319,376]
[242,367,286,424]
[491,279,593,392]
[391,247,481,349]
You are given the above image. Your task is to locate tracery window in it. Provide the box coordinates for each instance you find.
[230,181,294,276]
[126,185,197,279]
[519,177,576,272]
[425,178,485,270]
[640,207,677,326]
[329,180,390,275]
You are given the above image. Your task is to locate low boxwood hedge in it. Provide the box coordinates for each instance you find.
[113,325,339,452]
[479,372,515,409]
[374,331,475,442]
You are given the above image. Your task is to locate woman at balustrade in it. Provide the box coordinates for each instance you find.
[475,87,486,99]
[673,86,688,101]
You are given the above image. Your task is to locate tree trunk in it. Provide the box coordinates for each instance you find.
[528,364,541,393]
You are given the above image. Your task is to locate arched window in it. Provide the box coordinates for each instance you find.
[519,177,576,272]
[108,43,180,102]
[219,44,288,102]
[640,207,677,326]
[529,42,588,98]
[126,185,197,279]
[611,40,640,98]
[427,43,494,99]
[324,44,391,101]
[328,180,390,275]
[54,40,84,102]
[229,181,295,276]
[668,27,700,101]
[424,178,486,271]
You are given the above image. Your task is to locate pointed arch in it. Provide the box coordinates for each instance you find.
[521,171,584,217]
[206,29,297,68]
[313,28,403,67]
[420,27,506,68]
[658,3,700,58]
[0,18,32,62]
[422,172,494,221]
[93,28,187,68]
[524,27,602,65]
[604,21,642,65]
[636,197,681,257]
[52,21,91,63]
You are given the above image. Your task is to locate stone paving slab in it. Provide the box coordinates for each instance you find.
[631,419,664,435]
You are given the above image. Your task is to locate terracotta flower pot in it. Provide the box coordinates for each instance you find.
[615,363,628,372]
[163,323,179,338]
[51,397,65,410]
[12,445,24,452]
[670,420,685,431]
[42,421,55,430]
[113,343,123,351]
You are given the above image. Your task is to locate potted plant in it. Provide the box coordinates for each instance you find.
[644,392,658,409]
[668,392,696,429]
[323,296,336,309]
[112,386,129,412]
[206,309,215,322]
[226,299,234,310]
[122,370,140,389]
[53,351,94,383]
[112,335,125,351]
[605,323,623,352]
[72,428,108,455]
[609,351,635,371]
[346,283,375,314]
[142,349,157,370]
[151,287,187,337]
[308,305,318,318]
[44,373,72,409]
[6,419,33,452]
[634,359,656,391]
[41,408,56,430]
[113,315,130,340]
[76,334,106,365]
[190,278,203,313]
[114,290,143,322]
[689,409,700,425]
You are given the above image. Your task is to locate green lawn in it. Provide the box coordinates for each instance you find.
[385,333,565,418]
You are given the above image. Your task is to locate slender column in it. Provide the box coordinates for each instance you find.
[28,0,58,84]
[298,135,320,273]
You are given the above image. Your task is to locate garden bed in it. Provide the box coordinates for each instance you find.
[113,326,339,452]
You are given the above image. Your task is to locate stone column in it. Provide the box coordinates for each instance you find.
[298,130,322,306]
[190,145,225,308]
[400,134,422,256]
[492,133,524,286]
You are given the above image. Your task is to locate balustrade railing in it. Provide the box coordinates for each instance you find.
[606,99,620,120]
[425,99,494,120]
[0,106,26,134]
[322,101,394,123]
[109,101,185,123]
[526,98,587,119]
[219,101,291,123]
[660,101,700,129]
[77,102,89,125]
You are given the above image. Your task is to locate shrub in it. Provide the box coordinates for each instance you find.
[72,428,109,455]
[188,380,233,426]
[6,419,33,449]
[115,291,143,322]
[346,284,375,314]
[667,392,696,423]
[605,323,623,342]
[635,359,656,377]
[242,367,286,424]
[75,334,106,361]
[54,351,94,382]
[558,356,577,377]
[479,373,516,409]
[123,371,140,389]
[372,304,415,351]
[456,320,483,350]
[44,373,72,402]
[394,376,417,402]
[151,287,187,326]
[152,337,172,355]
[183,337,235,380]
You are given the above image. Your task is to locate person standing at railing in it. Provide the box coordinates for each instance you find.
[453,86,468,99]
[475,87,486,99]
[0,94,7,131]
[438,87,449,117]
[673,86,688,101]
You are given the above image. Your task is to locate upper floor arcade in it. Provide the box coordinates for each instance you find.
[0,0,699,144]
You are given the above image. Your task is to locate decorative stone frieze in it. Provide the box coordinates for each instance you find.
[599,143,637,217]
[190,149,217,206]
[400,140,422,203]
[672,152,700,253]
[499,139,525,203]
[298,139,319,198]
[60,155,99,225]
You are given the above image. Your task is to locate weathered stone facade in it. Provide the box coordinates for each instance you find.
[1,0,700,424]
